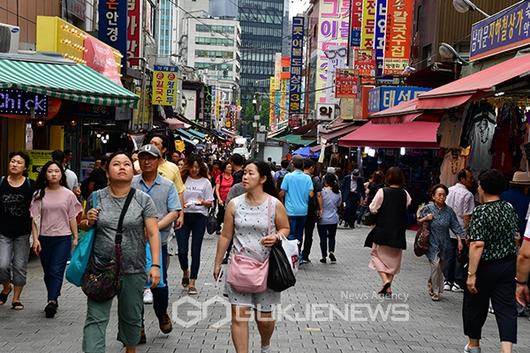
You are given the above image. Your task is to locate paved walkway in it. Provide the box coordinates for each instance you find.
[0,226,529,353]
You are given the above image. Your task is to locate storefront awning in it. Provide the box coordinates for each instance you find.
[320,123,362,141]
[187,128,207,139]
[281,134,316,146]
[338,121,440,149]
[0,58,138,107]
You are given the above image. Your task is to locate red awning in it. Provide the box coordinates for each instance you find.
[418,54,530,100]
[320,124,361,141]
[338,121,440,149]
[416,93,474,110]
[369,98,420,118]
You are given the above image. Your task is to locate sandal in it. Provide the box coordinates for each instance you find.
[181,276,190,288]
[11,301,24,310]
[0,285,12,305]
[378,282,391,295]
[188,286,198,295]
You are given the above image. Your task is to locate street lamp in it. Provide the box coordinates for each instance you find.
[439,42,470,65]
[452,0,490,18]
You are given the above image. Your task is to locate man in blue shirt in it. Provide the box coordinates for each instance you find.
[132,144,181,340]
[280,157,314,251]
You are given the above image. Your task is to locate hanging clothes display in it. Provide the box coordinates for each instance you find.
[439,149,466,187]
[491,103,525,174]
[438,110,466,149]
[467,108,496,176]
[460,101,496,148]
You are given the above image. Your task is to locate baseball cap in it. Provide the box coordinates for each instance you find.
[138,144,162,158]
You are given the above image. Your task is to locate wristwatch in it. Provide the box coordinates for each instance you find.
[467,271,476,277]
[515,277,527,285]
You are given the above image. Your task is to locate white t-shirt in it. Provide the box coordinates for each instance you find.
[183,177,214,216]
[65,168,78,190]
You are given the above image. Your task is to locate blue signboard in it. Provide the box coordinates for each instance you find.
[289,17,304,114]
[470,1,530,61]
[368,86,431,113]
[98,0,128,71]
[0,89,47,116]
[374,0,387,77]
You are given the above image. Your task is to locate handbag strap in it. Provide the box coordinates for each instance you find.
[115,188,136,245]
[267,196,272,235]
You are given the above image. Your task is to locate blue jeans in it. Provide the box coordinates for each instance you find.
[176,213,207,280]
[152,244,169,319]
[39,235,71,302]
[288,215,307,251]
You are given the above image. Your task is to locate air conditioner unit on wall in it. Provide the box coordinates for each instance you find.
[0,23,20,53]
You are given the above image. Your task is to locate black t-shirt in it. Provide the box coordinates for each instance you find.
[90,167,108,191]
[232,169,244,185]
[0,177,33,237]
[308,176,323,213]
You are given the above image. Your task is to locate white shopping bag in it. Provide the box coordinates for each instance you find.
[280,236,299,274]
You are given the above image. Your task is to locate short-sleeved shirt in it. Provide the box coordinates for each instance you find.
[88,187,158,274]
[183,177,214,216]
[280,169,313,216]
[307,175,323,214]
[157,160,186,194]
[216,174,233,202]
[132,174,181,245]
[319,188,341,225]
[30,187,82,236]
[65,169,78,190]
[0,177,33,237]
[446,183,475,239]
[468,200,518,261]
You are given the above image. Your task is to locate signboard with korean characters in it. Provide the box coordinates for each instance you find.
[127,0,142,66]
[99,0,128,70]
[0,89,48,116]
[368,86,430,113]
[383,0,413,76]
[335,69,359,98]
[470,1,530,61]
[289,16,304,114]
[151,66,178,106]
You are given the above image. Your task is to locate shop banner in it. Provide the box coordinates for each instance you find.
[151,65,178,106]
[27,150,52,181]
[269,77,276,128]
[0,89,48,116]
[127,0,142,66]
[374,0,387,77]
[353,48,376,79]
[368,85,430,113]
[84,36,122,86]
[383,0,413,76]
[289,16,304,114]
[315,0,351,107]
[99,0,128,70]
[335,69,359,98]
[360,0,376,49]
[470,1,530,62]
[350,1,363,47]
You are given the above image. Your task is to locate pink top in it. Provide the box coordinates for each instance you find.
[369,187,412,214]
[30,187,82,236]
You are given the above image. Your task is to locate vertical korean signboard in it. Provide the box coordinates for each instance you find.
[99,0,128,71]
[383,0,413,76]
[350,1,363,47]
[127,0,142,66]
[316,0,351,110]
[360,0,376,50]
[151,66,178,106]
[374,0,387,77]
[289,16,304,114]
[270,77,276,130]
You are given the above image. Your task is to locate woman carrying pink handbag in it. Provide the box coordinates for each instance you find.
[214,160,289,353]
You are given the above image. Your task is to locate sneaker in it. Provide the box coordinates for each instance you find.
[443,281,452,291]
[329,253,336,263]
[159,313,173,334]
[451,283,464,293]
[464,344,481,353]
[188,286,198,295]
[300,259,311,265]
[44,301,58,318]
[319,258,326,264]
[143,289,153,304]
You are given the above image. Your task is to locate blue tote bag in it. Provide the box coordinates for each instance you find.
[66,192,97,287]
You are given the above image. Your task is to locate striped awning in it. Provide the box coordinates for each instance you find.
[0,58,138,107]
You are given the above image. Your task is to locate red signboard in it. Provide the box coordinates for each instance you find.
[127,0,142,66]
[383,0,413,76]
[335,69,359,98]
[354,48,375,77]
[84,36,122,86]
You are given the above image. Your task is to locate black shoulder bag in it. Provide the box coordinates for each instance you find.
[82,188,136,302]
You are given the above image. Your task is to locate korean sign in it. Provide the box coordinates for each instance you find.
[470,1,530,62]
[0,89,48,116]
[127,0,142,66]
[368,86,430,113]
[289,16,304,114]
[383,0,413,76]
[374,0,387,77]
[350,1,363,47]
[315,0,351,107]
[335,69,359,98]
[99,0,128,70]
[360,0,376,49]
[354,48,376,78]
[151,66,178,106]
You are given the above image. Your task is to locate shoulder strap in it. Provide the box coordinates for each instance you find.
[267,196,272,235]
[115,188,136,244]
[0,176,4,188]
[91,190,98,209]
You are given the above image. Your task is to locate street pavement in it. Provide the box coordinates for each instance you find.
[1,225,529,353]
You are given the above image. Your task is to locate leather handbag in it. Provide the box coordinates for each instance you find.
[66,192,98,287]
[413,221,430,257]
[82,189,135,302]
[227,197,272,294]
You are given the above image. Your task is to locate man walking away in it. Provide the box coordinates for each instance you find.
[301,159,322,264]
[280,156,313,251]
[341,169,364,229]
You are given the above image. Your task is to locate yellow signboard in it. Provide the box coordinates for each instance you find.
[269,77,275,128]
[27,150,53,181]
[151,66,178,106]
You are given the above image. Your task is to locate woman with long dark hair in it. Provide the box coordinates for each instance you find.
[177,154,214,295]
[317,173,342,264]
[365,167,411,296]
[30,160,82,318]
[214,160,289,353]
[0,152,33,310]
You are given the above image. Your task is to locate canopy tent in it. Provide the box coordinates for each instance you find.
[280,134,316,146]
[0,57,138,107]
[292,146,320,158]
[339,121,440,149]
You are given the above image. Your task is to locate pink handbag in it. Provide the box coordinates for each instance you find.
[227,197,272,293]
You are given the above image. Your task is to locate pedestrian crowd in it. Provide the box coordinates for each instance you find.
[1,138,530,353]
